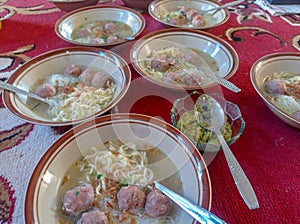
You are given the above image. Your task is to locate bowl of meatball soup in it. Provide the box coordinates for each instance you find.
[250,52,300,129]
[25,113,211,223]
[148,0,230,30]
[55,5,145,47]
[2,47,131,126]
[130,28,239,91]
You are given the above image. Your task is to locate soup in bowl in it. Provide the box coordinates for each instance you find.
[130,28,238,91]
[2,47,131,126]
[25,113,211,223]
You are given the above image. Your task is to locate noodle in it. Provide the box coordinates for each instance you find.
[48,82,116,122]
[264,72,300,117]
[81,141,154,187]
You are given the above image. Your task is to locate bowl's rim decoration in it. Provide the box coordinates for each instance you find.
[148,0,230,30]
[24,113,212,223]
[171,91,245,152]
[2,47,131,126]
[250,52,300,129]
[55,5,146,47]
[130,28,239,91]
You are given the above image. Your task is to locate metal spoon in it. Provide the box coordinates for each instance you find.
[199,0,244,15]
[101,144,225,223]
[187,66,241,93]
[0,81,53,105]
[190,58,241,93]
[194,94,259,210]
[116,35,135,41]
[154,181,226,224]
[197,54,241,92]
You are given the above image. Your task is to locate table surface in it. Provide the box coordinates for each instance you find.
[0,0,300,223]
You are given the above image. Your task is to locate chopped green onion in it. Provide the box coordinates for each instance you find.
[30,103,40,110]
[120,179,129,187]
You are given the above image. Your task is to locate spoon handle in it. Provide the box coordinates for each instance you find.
[216,132,259,210]
[214,76,241,93]
[116,35,135,41]
[154,181,226,224]
[202,0,244,14]
[0,81,48,104]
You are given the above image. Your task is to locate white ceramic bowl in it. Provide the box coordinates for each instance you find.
[25,113,211,223]
[2,47,131,126]
[55,5,145,47]
[148,0,230,30]
[48,0,100,12]
[250,52,300,129]
[130,28,239,91]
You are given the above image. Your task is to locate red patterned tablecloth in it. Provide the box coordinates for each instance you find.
[0,0,300,223]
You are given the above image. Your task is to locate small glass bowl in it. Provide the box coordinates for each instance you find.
[170,91,245,152]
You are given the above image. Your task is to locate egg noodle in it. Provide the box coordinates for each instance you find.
[48,83,116,122]
[81,141,154,190]
[265,72,300,115]
[270,72,300,86]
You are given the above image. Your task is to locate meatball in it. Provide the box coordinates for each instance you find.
[35,83,56,98]
[62,183,95,217]
[145,190,172,217]
[265,79,287,94]
[151,56,169,72]
[91,38,105,44]
[91,72,113,89]
[292,109,300,121]
[184,73,203,86]
[117,185,146,211]
[79,69,96,83]
[79,69,112,88]
[106,35,118,44]
[104,22,117,31]
[168,14,187,26]
[186,9,199,21]
[64,65,82,77]
[192,15,206,27]
[184,50,202,65]
[77,210,108,224]
[76,28,90,38]
[163,72,181,84]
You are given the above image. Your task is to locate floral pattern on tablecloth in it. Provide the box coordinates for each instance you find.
[0,0,59,20]
[1,1,300,223]
[0,176,15,224]
[0,45,59,223]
